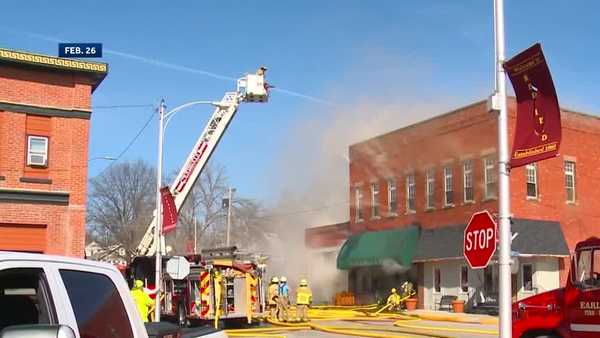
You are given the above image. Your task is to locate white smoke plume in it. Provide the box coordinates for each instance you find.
[261,48,476,302]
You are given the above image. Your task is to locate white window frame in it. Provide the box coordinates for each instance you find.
[463,161,474,203]
[406,174,416,213]
[444,166,454,206]
[433,267,441,294]
[387,179,397,215]
[484,157,496,200]
[526,163,538,199]
[459,265,469,294]
[522,263,534,293]
[426,169,435,209]
[355,187,363,222]
[565,161,576,203]
[371,183,379,219]
[27,135,49,167]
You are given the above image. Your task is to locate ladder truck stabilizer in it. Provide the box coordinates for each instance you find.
[136,68,270,256]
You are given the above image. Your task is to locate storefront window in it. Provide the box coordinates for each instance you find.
[434,268,441,293]
[522,264,533,291]
[460,266,468,292]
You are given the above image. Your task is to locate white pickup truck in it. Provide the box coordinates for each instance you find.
[0,251,227,338]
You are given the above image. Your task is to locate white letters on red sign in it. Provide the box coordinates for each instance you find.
[465,228,494,251]
[175,142,208,192]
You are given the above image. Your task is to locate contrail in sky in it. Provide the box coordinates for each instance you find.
[2,28,333,105]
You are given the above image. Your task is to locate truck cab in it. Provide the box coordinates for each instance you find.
[513,237,600,338]
[0,251,226,338]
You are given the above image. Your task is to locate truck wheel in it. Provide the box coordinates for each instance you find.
[177,304,188,327]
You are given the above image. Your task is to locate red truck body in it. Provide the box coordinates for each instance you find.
[513,237,600,338]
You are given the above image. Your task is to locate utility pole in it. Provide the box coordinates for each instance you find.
[226,187,235,247]
[154,99,166,322]
[493,0,512,336]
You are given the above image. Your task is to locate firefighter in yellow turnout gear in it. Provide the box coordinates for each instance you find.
[295,278,312,322]
[267,276,279,318]
[130,280,154,322]
[387,288,402,312]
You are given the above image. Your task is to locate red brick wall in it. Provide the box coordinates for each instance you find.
[0,64,92,257]
[0,65,92,109]
[342,99,600,285]
[348,100,499,233]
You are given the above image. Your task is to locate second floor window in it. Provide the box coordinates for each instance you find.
[388,179,397,214]
[463,161,474,202]
[406,174,415,212]
[426,169,435,209]
[484,157,497,199]
[444,166,453,206]
[371,183,379,218]
[27,136,49,167]
[355,188,363,222]
[526,163,538,199]
[565,161,576,203]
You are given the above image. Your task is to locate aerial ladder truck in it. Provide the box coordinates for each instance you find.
[127,68,269,326]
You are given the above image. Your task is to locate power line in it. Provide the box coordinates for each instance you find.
[96,107,157,176]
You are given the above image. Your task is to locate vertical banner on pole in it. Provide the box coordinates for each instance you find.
[161,186,178,234]
[503,43,561,168]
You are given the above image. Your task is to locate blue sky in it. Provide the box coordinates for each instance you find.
[1,1,598,206]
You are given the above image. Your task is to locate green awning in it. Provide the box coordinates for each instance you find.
[336,226,420,270]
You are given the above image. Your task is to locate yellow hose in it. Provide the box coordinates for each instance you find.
[223,303,499,337]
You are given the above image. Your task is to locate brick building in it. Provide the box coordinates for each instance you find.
[306,98,600,310]
[0,48,107,257]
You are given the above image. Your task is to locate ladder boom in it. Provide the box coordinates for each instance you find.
[135,70,269,256]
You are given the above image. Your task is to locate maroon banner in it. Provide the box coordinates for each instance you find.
[503,43,561,168]
[160,187,178,234]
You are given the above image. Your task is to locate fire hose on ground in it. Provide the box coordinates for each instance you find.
[225,302,499,337]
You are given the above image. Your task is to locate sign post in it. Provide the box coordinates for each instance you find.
[464,211,497,269]
[492,0,512,336]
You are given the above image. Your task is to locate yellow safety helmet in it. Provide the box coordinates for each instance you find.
[391,288,397,293]
[299,278,308,286]
[134,279,144,289]
[280,276,287,283]
[271,276,279,283]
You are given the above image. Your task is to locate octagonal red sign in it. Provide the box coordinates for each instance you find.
[464,210,497,269]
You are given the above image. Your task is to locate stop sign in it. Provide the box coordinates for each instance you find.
[464,210,497,269]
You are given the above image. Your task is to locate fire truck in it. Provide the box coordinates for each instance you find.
[127,247,267,327]
[513,237,600,338]
[127,67,270,326]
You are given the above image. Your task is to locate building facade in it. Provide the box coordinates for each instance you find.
[0,48,107,257]
[306,98,599,310]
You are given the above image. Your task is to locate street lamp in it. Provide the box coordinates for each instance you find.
[154,99,217,322]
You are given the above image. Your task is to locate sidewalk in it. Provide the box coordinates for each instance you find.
[406,309,499,325]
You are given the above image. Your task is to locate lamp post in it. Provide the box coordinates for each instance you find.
[226,187,236,247]
[493,0,512,336]
[153,99,216,322]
